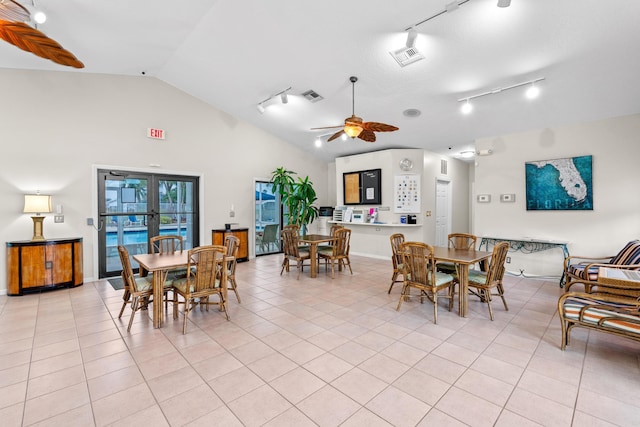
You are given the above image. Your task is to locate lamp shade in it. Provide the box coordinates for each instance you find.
[24,194,52,214]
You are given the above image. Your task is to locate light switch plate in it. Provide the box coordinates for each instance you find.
[477,194,491,203]
[500,194,516,202]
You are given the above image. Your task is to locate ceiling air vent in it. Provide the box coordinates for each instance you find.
[390,47,424,67]
[302,90,324,103]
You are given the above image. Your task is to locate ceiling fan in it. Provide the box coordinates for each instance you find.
[312,76,398,143]
[0,0,84,68]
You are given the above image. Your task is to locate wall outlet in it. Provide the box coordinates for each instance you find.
[87,218,94,226]
[54,215,64,223]
[506,256,511,263]
[229,210,235,217]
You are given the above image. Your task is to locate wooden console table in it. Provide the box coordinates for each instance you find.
[6,237,83,295]
[212,228,248,262]
[479,236,569,286]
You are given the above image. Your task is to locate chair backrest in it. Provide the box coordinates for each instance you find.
[448,233,477,250]
[402,241,437,287]
[224,235,239,274]
[332,228,351,256]
[485,242,510,286]
[281,227,302,258]
[262,224,279,243]
[329,224,344,237]
[150,235,183,254]
[283,224,300,235]
[610,240,640,265]
[390,233,405,269]
[118,245,138,292]
[185,245,227,293]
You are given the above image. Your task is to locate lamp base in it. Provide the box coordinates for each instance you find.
[31,216,46,241]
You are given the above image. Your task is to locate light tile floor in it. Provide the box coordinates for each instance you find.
[1,254,639,426]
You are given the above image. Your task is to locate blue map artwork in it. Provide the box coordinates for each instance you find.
[525,155,593,211]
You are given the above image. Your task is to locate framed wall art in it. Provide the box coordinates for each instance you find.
[525,155,593,211]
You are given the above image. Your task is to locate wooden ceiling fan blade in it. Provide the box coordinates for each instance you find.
[358,130,376,142]
[0,20,84,68]
[0,1,30,22]
[362,122,399,132]
[310,125,343,130]
[327,130,345,142]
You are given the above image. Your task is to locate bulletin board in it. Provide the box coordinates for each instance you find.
[394,174,420,213]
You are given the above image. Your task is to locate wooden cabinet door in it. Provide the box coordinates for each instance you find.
[49,243,73,285]
[21,245,46,288]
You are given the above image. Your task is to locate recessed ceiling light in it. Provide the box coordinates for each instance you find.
[403,108,421,117]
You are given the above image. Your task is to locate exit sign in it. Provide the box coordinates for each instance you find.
[147,128,165,140]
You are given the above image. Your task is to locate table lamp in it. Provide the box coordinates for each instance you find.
[24,194,52,241]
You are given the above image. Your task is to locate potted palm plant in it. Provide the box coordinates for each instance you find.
[270,167,319,234]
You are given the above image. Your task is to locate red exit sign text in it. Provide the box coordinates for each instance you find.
[147,128,165,140]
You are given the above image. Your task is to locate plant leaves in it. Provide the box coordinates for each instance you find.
[0,19,84,68]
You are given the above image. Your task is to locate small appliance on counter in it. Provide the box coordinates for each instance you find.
[407,214,417,224]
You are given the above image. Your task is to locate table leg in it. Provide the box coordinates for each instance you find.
[152,271,164,328]
[458,264,469,317]
[309,243,318,278]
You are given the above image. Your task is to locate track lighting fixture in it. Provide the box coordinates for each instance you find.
[256,87,291,113]
[457,77,544,113]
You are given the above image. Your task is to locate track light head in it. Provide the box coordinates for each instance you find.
[497,0,511,7]
[525,83,540,99]
[405,28,418,48]
[461,100,473,114]
[280,93,288,104]
[257,103,265,114]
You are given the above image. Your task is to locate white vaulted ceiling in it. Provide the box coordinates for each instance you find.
[1,0,639,161]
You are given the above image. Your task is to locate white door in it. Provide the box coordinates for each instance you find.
[435,179,451,247]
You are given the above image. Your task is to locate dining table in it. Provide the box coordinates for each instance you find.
[133,251,189,328]
[299,234,336,278]
[432,246,493,317]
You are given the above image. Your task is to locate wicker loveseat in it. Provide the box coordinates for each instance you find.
[558,291,640,350]
[564,240,640,296]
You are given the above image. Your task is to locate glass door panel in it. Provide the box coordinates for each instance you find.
[255,181,281,255]
[158,178,196,251]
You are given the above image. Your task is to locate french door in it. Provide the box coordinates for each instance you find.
[97,169,199,278]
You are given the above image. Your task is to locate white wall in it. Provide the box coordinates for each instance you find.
[0,69,328,293]
[474,113,640,276]
[334,149,470,258]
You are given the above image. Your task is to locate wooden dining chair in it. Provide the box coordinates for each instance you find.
[150,234,185,309]
[437,233,478,275]
[387,233,405,294]
[224,235,241,303]
[172,245,229,334]
[317,224,344,257]
[319,228,353,279]
[280,227,310,279]
[396,241,455,324]
[117,245,155,332]
[459,241,510,320]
